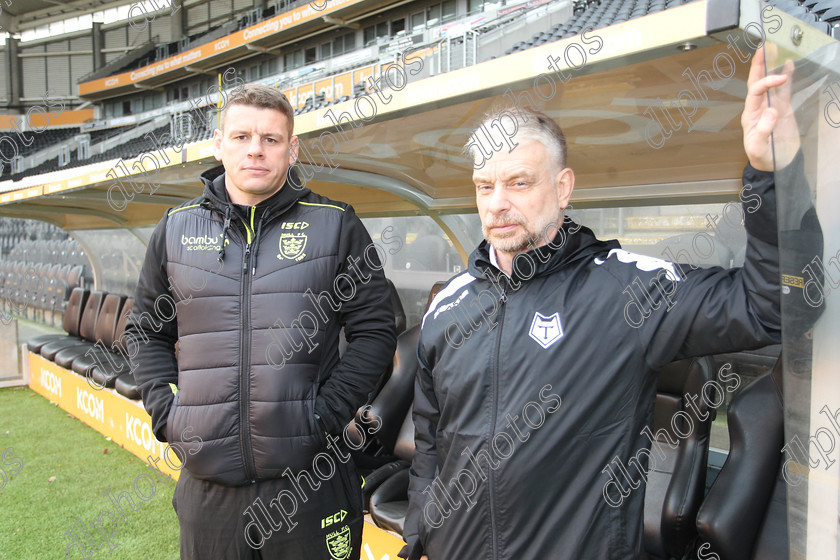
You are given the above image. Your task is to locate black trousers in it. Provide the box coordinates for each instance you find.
[173,458,364,560]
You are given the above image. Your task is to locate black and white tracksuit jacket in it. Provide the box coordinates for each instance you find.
[126,165,397,487]
[403,162,783,560]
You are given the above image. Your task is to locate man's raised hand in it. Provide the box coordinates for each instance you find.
[742,45,799,171]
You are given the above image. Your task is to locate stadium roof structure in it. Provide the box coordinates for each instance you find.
[0,0,835,244]
[0,0,127,32]
[75,0,405,101]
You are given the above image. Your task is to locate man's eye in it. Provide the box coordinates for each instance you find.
[477,185,491,192]
[265,138,276,143]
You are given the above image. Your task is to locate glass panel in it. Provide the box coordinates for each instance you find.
[763,18,840,560]
[442,0,457,21]
[304,47,317,65]
[411,12,425,31]
[427,4,441,27]
[361,216,461,329]
[392,18,406,35]
[363,25,375,45]
[69,229,149,296]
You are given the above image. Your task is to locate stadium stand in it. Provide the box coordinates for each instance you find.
[0,219,90,324]
[2,0,837,184]
[1,0,837,557]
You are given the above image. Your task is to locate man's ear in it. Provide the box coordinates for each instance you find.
[555,166,575,208]
[288,135,299,165]
[212,128,223,161]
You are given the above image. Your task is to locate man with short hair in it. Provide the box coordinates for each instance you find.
[127,84,397,559]
[402,49,795,560]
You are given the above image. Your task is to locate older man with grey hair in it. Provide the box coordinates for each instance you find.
[401,49,794,560]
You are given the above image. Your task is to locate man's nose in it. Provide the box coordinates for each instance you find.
[487,184,511,213]
[247,136,264,157]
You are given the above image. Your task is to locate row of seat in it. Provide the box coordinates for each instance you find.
[6,238,88,267]
[347,281,786,560]
[503,0,687,57]
[27,288,140,399]
[0,127,77,162]
[0,261,86,324]
[502,0,839,60]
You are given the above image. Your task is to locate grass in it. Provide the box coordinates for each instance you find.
[0,386,179,560]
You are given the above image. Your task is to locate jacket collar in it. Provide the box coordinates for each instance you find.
[199,164,310,218]
[469,220,619,283]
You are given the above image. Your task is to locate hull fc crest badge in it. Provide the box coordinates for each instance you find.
[278,232,307,261]
[325,525,352,560]
[529,312,564,349]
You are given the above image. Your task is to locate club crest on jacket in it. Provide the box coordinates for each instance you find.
[278,232,307,261]
[529,311,564,349]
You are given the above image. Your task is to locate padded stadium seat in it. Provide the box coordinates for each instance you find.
[27,288,89,352]
[39,291,104,360]
[88,354,132,389]
[363,282,444,527]
[65,265,84,290]
[53,293,126,369]
[346,324,419,455]
[114,373,141,399]
[424,281,446,312]
[824,5,840,21]
[644,356,716,559]
[810,20,832,33]
[696,358,787,560]
[389,279,407,336]
[71,297,132,377]
[368,408,414,534]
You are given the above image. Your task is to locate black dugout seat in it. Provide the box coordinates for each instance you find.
[363,282,446,528]
[424,281,446,312]
[358,325,419,453]
[390,279,407,336]
[39,291,105,360]
[695,357,787,560]
[346,324,421,494]
[114,373,141,400]
[27,288,90,353]
[72,297,133,382]
[368,407,415,534]
[644,356,716,559]
[53,293,126,369]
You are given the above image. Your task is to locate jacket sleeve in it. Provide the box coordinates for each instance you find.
[639,159,788,369]
[400,337,438,560]
[314,207,398,434]
[125,213,179,441]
